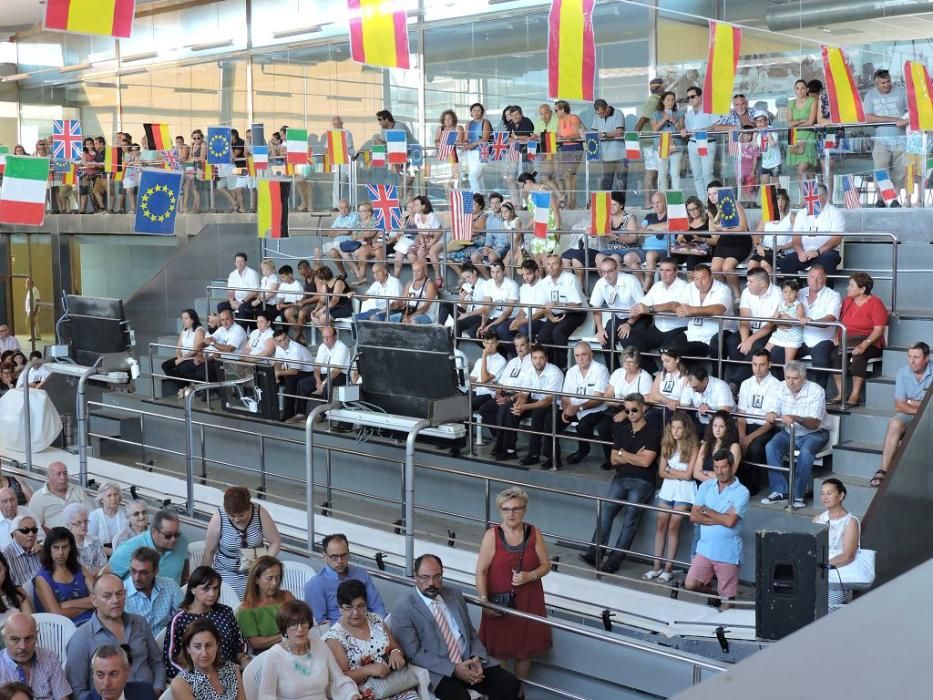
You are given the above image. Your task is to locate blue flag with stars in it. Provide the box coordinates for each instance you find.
[207,126,232,165]
[134,169,183,235]
[716,187,740,228]
[584,131,601,161]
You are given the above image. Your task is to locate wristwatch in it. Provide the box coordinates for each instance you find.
[648,305,655,314]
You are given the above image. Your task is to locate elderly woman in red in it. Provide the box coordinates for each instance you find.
[830,272,889,409]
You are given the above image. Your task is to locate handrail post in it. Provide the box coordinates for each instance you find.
[22,378,32,472]
[305,401,338,559]
[716,316,724,379]
[890,232,898,314]
[405,419,432,576]
[76,360,102,487]
[786,423,797,509]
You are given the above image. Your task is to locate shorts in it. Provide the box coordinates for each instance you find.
[892,412,914,425]
[339,240,363,253]
[687,553,739,599]
[643,146,660,172]
[561,247,598,267]
[760,165,781,177]
[657,498,693,509]
[615,247,646,262]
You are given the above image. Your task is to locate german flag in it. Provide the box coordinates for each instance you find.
[590,191,611,235]
[760,184,779,222]
[257,180,289,239]
[143,123,172,151]
[540,132,557,159]
[788,128,798,147]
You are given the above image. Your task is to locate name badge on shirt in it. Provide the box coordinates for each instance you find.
[750,320,761,330]
[752,394,764,410]
[663,379,675,393]
[605,288,617,305]
[692,317,703,326]
[551,290,560,303]
[510,367,521,378]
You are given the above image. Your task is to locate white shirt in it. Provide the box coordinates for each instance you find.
[642,277,689,332]
[315,339,351,373]
[538,272,584,307]
[16,364,50,387]
[227,266,261,303]
[0,506,44,550]
[276,279,304,305]
[684,107,718,133]
[245,327,274,355]
[361,276,403,314]
[798,286,842,346]
[498,355,533,390]
[762,215,794,250]
[680,376,735,423]
[519,281,547,321]
[274,339,314,372]
[470,353,507,397]
[739,283,782,332]
[589,274,644,320]
[0,336,19,354]
[463,279,488,314]
[484,278,520,319]
[562,362,610,418]
[607,367,653,398]
[774,380,828,435]
[738,373,782,426]
[527,363,564,401]
[206,323,248,357]
[792,203,845,240]
[259,273,279,302]
[680,280,733,344]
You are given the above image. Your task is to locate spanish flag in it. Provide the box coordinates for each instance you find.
[257,180,289,239]
[590,192,611,236]
[62,163,77,186]
[143,123,172,151]
[821,47,864,123]
[247,157,256,178]
[760,184,779,223]
[658,132,672,159]
[905,60,933,132]
[547,0,596,101]
[347,0,410,70]
[702,21,741,115]
[45,0,135,39]
[327,130,350,166]
[104,146,122,174]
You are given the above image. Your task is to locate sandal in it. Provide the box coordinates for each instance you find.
[658,571,673,583]
[642,569,662,580]
[870,469,887,488]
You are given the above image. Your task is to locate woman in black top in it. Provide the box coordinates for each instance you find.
[673,196,712,272]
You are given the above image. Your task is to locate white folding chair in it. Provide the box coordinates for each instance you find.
[33,612,77,666]
[158,688,173,700]
[281,560,316,599]
[242,652,268,700]
[187,540,206,572]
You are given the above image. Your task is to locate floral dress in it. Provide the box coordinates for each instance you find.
[323,613,419,700]
[178,661,240,700]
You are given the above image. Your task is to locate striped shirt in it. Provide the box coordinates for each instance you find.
[774,380,827,435]
[0,648,72,700]
[124,574,184,637]
[213,504,265,597]
[3,540,40,587]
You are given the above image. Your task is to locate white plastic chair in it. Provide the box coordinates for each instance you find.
[187,540,206,572]
[158,688,173,700]
[281,560,316,599]
[33,612,77,667]
[242,652,267,700]
[219,580,242,611]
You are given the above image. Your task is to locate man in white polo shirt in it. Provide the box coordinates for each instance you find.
[673,263,732,360]
[626,256,689,370]
[298,325,351,406]
[223,252,261,328]
[778,183,844,275]
[488,334,534,461]
[199,309,248,382]
[736,349,781,491]
[681,365,734,426]
[477,261,520,339]
[681,86,719,199]
[272,328,315,422]
[353,263,403,321]
[589,257,644,367]
[513,344,565,470]
[500,260,546,351]
[556,342,610,468]
[591,98,627,192]
[536,255,586,371]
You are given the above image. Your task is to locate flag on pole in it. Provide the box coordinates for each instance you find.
[366,184,403,232]
[821,47,864,123]
[252,145,268,171]
[408,144,423,167]
[527,140,538,161]
[590,191,611,235]
[702,21,742,115]
[199,162,214,182]
[104,146,122,176]
[44,0,135,39]
[206,127,232,165]
[437,130,458,163]
[531,191,551,239]
[371,144,386,167]
[250,124,265,150]
[143,123,172,151]
[257,179,289,239]
[823,131,837,150]
[584,131,600,161]
[624,132,641,160]
[51,119,82,161]
[134,169,182,235]
[695,131,709,157]
[665,191,689,231]
[286,128,308,165]
[874,169,897,205]
[0,156,50,226]
[449,189,475,243]
[246,157,256,178]
[802,179,823,216]
[347,0,410,70]
[539,131,557,155]
[904,60,933,132]
[787,128,798,149]
[728,130,741,156]
[760,184,780,222]
[717,188,740,228]
[508,143,522,162]
[386,130,408,165]
[488,132,511,161]
[160,150,180,171]
[842,175,861,209]
[62,163,78,186]
[658,132,672,160]
[758,129,770,152]
[326,130,350,165]
[547,0,596,101]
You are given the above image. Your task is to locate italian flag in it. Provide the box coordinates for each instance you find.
[0,156,50,226]
[624,132,641,160]
[665,190,689,231]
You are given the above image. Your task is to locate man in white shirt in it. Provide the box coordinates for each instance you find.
[16,352,50,388]
[680,365,734,426]
[28,461,94,532]
[275,264,306,325]
[469,331,507,413]
[500,260,546,351]
[626,257,690,370]
[489,334,534,460]
[589,257,644,367]
[770,264,841,388]
[0,324,20,354]
[272,328,316,422]
[591,98,627,192]
[536,255,587,370]
[670,264,733,359]
[298,325,351,407]
[556,343,610,468]
[716,267,781,388]
[778,184,844,275]
[512,344,565,470]
[443,263,489,339]
[477,261,520,339]
[0,488,43,550]
[199,309,248,382]
[763,361,830,508]
[681,86,719,199]
[736,349,781,491]
[222,252,261,329]
[353,263,403,321]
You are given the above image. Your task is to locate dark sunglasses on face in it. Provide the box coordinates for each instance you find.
[159,530,181,539]
[622,407,641,414]
[17,527,39,535]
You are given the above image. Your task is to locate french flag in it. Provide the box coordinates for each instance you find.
[252,145,268,171]
[874,169,898,205]
[531,191,551,238]
[695,131,708,157]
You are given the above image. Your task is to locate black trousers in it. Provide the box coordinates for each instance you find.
[280,371,313,419]
[623,324,689,372]
[493,397,521,453]
[296,372,347,413]
[433,665,522,700]
[708,330,770,386]
[558,409,611,461]
[769,340,834,386]
[528,405,558,460]
[741,425,777,492]
[537,311,587,369]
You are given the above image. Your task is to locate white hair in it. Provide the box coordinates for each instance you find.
[95,481,123,506]
[62,502,89,523]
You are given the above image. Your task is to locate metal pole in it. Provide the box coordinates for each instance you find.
[786,423,797,509]
[325,445,333,506]
[76,362,101,487]
[305,401,338,559]
[258,434,267,494]
[23,377,32,472]
[405,419,431,576]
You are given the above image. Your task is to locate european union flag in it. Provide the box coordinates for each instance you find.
[207,126,232,165]
[134,169,183,235]
[585,131,601,161]
[408,143,424,167]
[717,187,740,228]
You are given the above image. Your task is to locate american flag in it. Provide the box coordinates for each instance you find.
[449,189,475,243]
[366,184,403,232]
[802,179,823,216]
[51,119,82,161]
[842,175,861,209]
[728,130,741,156]
[507,143,522,162]
[437,129,458,163]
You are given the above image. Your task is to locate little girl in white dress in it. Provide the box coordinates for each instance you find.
[767,278,806,360]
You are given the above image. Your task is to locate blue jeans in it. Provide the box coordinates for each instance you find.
[589,476,655,562]
[766,428,829,501]
[354,308,390,322]
[388,313,432,325]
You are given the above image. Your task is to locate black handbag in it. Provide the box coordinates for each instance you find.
[488,525,529,609]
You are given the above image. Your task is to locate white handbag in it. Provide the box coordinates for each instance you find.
[834,547,876,588]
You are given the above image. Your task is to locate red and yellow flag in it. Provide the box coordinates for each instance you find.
[247,157,256,178]
[143,123,171,151]
[760,184,779,222]
[905,60,933,132]
[45,0,135,39]
[322,152,332,173]
[821,47,864,123]
[658,132,672,159]
[200,163,214,181]
[104,146,122,174]
[702,21,742,115]
[547,0,596,101]
[347,0,410,70]
[62,163,77,186]
[257,180,289,239]
[590,192,611,236]
[327,130,349,166]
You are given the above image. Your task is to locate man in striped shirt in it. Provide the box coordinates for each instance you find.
[2,514,41,586]
[0,613,72,699]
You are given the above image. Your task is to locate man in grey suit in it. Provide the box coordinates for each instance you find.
[391,553,522,700]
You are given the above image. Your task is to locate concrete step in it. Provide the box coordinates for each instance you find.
[841,241,933,270]
[838,407,892,443]
[865,376,895,409]
[887,314,933,347]
[832,440,883,480]
[194,296,211,320]
[811,472,876,519]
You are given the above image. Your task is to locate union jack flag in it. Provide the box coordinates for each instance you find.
[842,175,861,210]
[51,119,82,161]
[449,189,475,243]
[437,129,458,163]
[366,184,403,232]
[161,149,180,170]
[802,179,822,216]
[488,132,511,161]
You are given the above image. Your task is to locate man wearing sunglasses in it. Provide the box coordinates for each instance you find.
[3,514,42,586]
[0,487,44,550]
[580,393,661,574]
[104,510,189,585]
[680,86,719,199]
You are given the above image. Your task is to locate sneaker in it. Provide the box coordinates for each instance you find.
[792,498,806,509]
[761,492,787,504]
[642,569,662,580]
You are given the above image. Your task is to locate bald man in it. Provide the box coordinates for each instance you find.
[66,573,165,697]
[0,487,43,549]
[27,461,94,531]
[0,613,72,699]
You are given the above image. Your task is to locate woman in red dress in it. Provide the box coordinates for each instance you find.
[476,487,552,683]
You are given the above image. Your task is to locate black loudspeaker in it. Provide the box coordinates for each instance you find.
[755,528,829,640]
[253,364,279,421]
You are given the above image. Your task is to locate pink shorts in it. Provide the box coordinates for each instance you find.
[687,553,739,599]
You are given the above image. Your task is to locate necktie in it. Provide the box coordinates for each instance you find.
[431,600,462,663]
